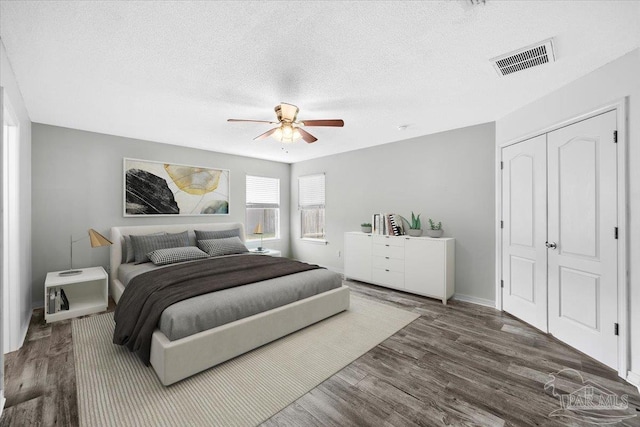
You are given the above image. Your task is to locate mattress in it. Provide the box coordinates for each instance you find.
[119,255,343,341]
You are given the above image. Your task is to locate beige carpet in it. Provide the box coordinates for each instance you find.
[72,295,419,427]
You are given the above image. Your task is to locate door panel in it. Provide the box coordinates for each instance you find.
[344,233,372,282]
[405,238,444,297]
[501,135,548,331]
[547,110,617,369]
[558,138,599,258]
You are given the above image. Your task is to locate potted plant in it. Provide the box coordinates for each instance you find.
[407,212,422,237]
[361,222,372,233]
[426,218,443,238]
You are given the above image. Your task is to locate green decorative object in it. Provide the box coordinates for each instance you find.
[361,222,372,233]
[410,212,421,230]
[407,212,422,236]
[426,218,443,237]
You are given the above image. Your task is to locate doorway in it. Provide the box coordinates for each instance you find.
[501,110,621,370]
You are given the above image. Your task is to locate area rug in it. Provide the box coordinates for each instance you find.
[72,295,419,427]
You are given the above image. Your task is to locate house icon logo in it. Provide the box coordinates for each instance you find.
[545,368,637,425]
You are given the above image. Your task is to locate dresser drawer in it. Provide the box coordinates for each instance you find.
[372,244,404,259]
[372,256,404,272]
[372,268,404,288]
[372,235,404,247]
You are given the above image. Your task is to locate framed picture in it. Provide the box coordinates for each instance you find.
[123,158,230,216]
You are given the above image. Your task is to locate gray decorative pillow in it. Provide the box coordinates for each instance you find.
[198,237,248,257]
[147,246,209,266]
[194,228,241,241]
[131,231,190,264]
[122,232,166,263]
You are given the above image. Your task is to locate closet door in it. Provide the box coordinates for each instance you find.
[501,135,548,331]
[547,111,618,369]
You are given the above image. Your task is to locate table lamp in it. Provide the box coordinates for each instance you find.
[253,223,265,252]
[59,229,113,276]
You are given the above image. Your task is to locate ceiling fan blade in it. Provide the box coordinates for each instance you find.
[298,128,318,144]
[228,119,277,124]
[253,127,279,141]
[300,119,345,127]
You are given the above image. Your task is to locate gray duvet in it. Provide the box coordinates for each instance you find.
[119,255,342,341]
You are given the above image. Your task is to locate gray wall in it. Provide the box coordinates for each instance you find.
[31,124,291,307]
[290,122,496,303]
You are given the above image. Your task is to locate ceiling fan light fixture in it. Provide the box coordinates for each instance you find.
[229,103,342,144]
[271,124,302,143]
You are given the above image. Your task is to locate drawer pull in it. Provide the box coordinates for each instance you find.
[385,256,389,259]
[385,244,390,247]
[385,269,389,272]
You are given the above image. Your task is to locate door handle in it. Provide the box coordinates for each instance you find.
[545,241,557,249]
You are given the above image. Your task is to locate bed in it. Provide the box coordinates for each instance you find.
[110,222,350,385]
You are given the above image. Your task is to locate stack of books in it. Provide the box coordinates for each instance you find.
[371,213,405,236]
[47,288,70,314]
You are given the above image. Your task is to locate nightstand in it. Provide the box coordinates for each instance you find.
[249,248,282,257]
[44,266,108,323]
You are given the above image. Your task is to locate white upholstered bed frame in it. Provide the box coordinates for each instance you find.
[110,222,350,385]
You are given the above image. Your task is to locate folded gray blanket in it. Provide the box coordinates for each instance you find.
[113,255,321,364]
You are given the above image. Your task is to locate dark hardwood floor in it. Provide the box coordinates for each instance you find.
[2,280,639,426]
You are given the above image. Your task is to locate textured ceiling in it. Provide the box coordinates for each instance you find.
[1,1,639,163]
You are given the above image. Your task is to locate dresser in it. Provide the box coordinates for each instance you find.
[344,232,455,304]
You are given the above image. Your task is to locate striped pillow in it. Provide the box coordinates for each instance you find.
[198,237,248,257]
[194,228,241,241]
[147,246,209,266]
[130,231,189,264]
[122,232,166,263]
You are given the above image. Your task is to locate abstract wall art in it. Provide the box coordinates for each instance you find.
[124,158,230,216]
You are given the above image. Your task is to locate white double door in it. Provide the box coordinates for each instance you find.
[502,111,618,369]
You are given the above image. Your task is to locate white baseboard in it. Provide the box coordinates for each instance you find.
[452,293,495,308]
[626,370,640,392]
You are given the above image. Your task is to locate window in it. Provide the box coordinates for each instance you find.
[245,175,280,241]
[298,173,325,240]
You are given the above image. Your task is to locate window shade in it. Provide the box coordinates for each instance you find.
[246,175,279,208]
[298,174,325,208]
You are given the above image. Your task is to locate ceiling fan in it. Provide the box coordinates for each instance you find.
[228,103,344,143]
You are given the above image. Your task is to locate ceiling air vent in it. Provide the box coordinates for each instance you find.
[491,38,556,76]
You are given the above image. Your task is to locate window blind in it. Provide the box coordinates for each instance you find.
[246,175,279,208]
[298,173,325,208]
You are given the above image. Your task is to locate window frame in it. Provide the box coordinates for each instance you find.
[245,175,280,242]
[298,173,327,243]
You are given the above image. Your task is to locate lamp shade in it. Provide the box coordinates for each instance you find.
[253,223,263,235]
[88,229,112,248]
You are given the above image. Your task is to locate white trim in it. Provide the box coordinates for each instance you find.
[495,98,629,379]
[626,371,640,393]
[3,93,22,353]
[452,293,495,308]
[616,98,629,379]
[300,238,328,245]
[0,395,5,419]
[494,135,503,312]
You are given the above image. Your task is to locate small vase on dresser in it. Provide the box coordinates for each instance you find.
[426,229,443,238]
